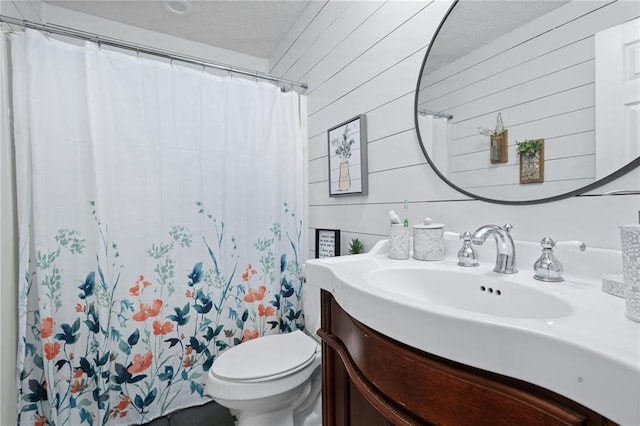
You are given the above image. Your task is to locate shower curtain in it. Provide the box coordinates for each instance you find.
[418,114,451,178]
[12,29,305,425]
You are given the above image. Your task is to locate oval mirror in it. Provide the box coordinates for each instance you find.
[416,0,640,204]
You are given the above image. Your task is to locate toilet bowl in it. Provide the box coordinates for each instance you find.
[205,286,322,426]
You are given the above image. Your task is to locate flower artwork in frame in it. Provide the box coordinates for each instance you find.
[328,115,368,197]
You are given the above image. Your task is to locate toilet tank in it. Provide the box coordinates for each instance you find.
[301,283,321,335]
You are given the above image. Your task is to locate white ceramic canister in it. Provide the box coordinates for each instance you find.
[620,225,640,287]
[413,218,444,261]
[620,225,640,322]
[388,224,410,260]
[601,274,628,298]
[626,286,640,323]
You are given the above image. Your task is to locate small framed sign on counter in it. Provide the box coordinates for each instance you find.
[315,229,341,258]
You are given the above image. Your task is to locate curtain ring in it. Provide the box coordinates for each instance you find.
[136,48,139,60]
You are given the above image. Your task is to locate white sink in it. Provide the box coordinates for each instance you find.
[305,239,640,426]
[364,267,573,319]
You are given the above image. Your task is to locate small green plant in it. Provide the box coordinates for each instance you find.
[516,139,543,157]
[348,238,364,255]
[331,124,355,160]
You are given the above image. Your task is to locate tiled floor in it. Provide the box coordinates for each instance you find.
[144,401,235,426]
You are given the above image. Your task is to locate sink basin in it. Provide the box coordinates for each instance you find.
[304,239,640,425]
[364,268,573,319]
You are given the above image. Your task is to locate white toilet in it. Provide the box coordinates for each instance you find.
[205,286,322,426]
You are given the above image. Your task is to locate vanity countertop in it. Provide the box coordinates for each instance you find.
[305,240,640,425]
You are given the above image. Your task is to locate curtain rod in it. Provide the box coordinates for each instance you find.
[0,15,308,90]
[417,109,453,120]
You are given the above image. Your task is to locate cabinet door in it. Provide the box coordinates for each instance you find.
[322,336,390,426]
[320,290,615,426]
[348,381,391,426]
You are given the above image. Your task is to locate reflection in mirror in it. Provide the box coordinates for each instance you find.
[416,0,640,204]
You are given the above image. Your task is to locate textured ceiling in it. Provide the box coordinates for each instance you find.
[426,1,570,73]
[43,0,311,58]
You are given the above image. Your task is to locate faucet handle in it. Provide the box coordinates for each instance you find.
[533,237,586,283]
[539,236,556,249]
[534,237,563,282]
[443,231,462,240]
[555,240,587,252]
[457,232,480,267]
[442,232,480,266]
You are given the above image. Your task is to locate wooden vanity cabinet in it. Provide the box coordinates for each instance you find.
[319,290,616,426]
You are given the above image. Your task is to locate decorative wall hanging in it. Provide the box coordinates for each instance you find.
[328,115,368,197]
[517,139,545,184]
[316,229,341,258]
[478,113,508,163]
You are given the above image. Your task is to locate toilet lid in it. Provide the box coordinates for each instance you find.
[211,330,318,382]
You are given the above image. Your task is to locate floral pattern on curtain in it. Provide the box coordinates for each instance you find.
[12,30,305,426]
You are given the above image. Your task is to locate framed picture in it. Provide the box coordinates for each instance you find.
[315,229,340,258]
[519,139,545,184]
[327,115,368,197]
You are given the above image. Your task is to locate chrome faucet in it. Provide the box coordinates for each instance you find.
[471,224,518,274]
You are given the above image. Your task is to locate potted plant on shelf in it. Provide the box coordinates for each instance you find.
[331,124,355,191]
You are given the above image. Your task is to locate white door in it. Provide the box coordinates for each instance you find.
[595,17,640,179]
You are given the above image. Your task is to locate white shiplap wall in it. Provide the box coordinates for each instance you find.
[418,1,638,200]
[269,0,640,259]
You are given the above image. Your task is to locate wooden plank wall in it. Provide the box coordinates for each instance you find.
[269,0,639,259]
